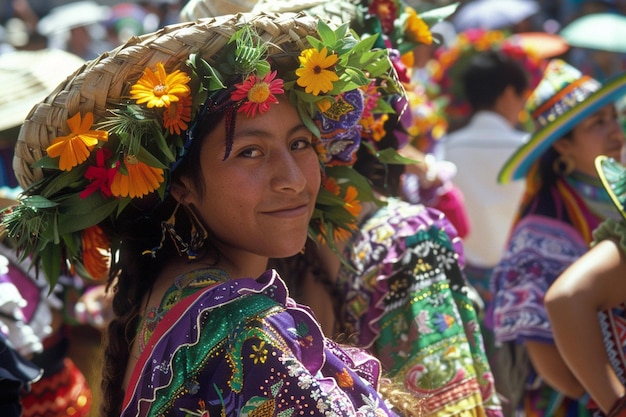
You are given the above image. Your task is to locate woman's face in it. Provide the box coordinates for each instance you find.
[179,98,321,269]
[554,104,625,177]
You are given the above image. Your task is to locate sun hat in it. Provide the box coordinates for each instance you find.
[37,1,112,36]
[0,49,85,133]
[498,59,626,184]
[2,12,402,285]
[178,0,259,20]
[596,155,626,221]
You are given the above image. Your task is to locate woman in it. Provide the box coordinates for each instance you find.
[271,96,502,417]
[2,12,417,417]
[490,59,626,415]
[546,155,626,417]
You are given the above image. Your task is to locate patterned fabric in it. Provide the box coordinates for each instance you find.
[593,218,626,389]
[491,215,588,343]
[0,245,93,417]
[122,267,400,417]
[335,198,501,417]
[489,177,606,417]
[21,358,91,417]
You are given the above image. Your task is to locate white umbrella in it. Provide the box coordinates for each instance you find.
[452,0,540,32]
[560,12,626,53]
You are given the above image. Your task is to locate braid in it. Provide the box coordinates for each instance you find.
[99,221,166,416]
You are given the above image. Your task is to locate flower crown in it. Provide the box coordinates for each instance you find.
[432,28,545,125]
[2,18,401,286]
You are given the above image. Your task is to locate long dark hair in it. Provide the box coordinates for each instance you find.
[99,103,229,416]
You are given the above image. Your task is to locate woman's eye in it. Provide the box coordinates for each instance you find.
[291,137,313,151]
[239,147,262,158]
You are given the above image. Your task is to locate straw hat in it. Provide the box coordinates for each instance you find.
[7,12,400,283]
[0,49,85,133]
[179,0,260,20]
[37,1,112,36]
[498,59,626,184]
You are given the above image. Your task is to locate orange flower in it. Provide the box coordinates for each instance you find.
[130,62,190,108]
[82,225,110,280]
[110,155,164,198]
[324,177,341,195]
[333,223,358,243]
[343,185,361,218]
[47,112,108,171]
[163,95,192,134]
[371,114,389,142]
[335,368,354,388]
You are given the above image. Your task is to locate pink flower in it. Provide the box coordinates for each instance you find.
[231,71,284,117]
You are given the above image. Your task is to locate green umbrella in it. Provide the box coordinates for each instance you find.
[560,12,626,53]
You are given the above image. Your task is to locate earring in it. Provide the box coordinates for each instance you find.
[142,202,208,260]
[553,155,575,176]
[182,204,209,260]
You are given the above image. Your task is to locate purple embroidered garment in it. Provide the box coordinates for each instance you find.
[122,268,399,417]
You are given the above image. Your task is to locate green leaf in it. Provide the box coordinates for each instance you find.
[57,194,117,234]
[32,156,59,169]
[349,34,378,56]
[419,3,460,26]
[376,148,421,165]
[41,240,61,290]
[138,145,171,169]
[317,19,337,46]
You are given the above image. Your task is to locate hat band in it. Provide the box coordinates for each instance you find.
[533,76,601,128]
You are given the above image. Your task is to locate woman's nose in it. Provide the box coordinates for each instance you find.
[270,151,307,193]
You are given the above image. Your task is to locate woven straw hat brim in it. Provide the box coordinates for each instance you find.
[596,155,626,222]
[0,49,85,133]
[14,12,321,190]
[250,0,360,26]
[181,0,360,27]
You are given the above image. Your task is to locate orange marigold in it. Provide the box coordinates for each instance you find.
[110,155,164,198]
[82,225,110,280]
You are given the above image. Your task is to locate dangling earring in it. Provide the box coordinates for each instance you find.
[142,202,208,260]
[182,204,209,260]
[553,154,575,176]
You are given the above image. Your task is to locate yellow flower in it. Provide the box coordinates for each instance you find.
[295,47,339,96]
[130,62,191,108]
[82,225,110,280]
[110,155,164,198]
[405,7,433,45]
[47,112,108,171]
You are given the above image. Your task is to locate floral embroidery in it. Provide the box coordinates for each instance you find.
[250,340,269,364]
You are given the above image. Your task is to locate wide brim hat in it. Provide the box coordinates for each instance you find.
[596,155,626,222]
[37,1,112,36]
[498,59,626,184]
[15,12,322,188]
[0,49,85,133]
[9,11,401,283]
[181,0,360,28]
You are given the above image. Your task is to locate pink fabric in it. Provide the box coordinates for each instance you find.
[434,185,471,239]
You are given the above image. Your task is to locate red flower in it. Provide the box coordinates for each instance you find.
[80,148,117,198]
[368,0,397,33]
[231,71,284,117]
